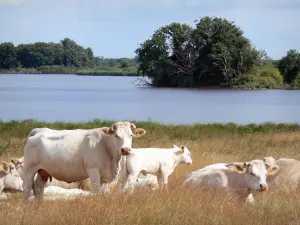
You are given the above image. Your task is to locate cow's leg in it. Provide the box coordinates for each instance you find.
[0,193,8,200]
[33,173,47,201]
[23,170,36,201]
[161,171,169,192]
[125,173,139,194]
[246,192,255,205]
[86,168,101,193]
[100,182,110,194]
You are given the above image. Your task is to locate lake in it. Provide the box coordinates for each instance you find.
[0,74,300,125]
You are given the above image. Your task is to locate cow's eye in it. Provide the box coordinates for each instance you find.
[250,172,255,177]
[115,135,121,139]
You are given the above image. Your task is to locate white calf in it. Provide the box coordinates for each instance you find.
[120,145,192,193]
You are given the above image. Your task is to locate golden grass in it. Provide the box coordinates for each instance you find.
[1,120,300,224]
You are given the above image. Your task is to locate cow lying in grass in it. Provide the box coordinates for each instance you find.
[183,159,279,204]
[264,156,300,192]
[0,161,23,200]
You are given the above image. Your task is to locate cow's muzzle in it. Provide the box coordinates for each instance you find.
[121,147,131,155]
[259,184,268,192]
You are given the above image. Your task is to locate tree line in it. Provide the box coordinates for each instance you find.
[1,16,300,87]
[135,16,300,88]
[0,38,138,73]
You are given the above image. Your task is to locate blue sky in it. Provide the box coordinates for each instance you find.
[0,0,299,59]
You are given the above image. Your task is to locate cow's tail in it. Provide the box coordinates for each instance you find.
[23,128,42,145]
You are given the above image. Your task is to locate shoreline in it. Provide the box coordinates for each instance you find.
[1,72,299,90]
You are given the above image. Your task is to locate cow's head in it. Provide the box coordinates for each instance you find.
[10,157,24,171]
[101,121,146,155]
[1,162,23,192]
[225,159,279,192]
[173,144,192,165]
[263,156,277,169]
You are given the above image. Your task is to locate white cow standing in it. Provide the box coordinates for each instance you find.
[120,145,192,193]
[183,159,279,204]
[22,121,146,201]
[0,162,23,200]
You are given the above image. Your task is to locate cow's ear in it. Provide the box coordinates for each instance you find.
[100,127,115,136]
[0,162,10,174]
[225,162,246,173]
[133,128,146,137]
[180,145,185,153]
[10,158,18,165]
[267,165,279,176]
[130,123,136,130]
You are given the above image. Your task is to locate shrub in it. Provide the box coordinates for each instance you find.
[291,73,300,87]
[259,67,283,84]
[233,66,284,88]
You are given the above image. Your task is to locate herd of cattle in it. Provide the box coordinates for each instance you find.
[0,121,299,204]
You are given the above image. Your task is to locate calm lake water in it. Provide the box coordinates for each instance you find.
[0,74,300,125]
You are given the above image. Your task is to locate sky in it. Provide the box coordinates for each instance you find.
[0,0,299,59]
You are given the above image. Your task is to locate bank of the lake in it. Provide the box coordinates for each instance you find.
[0,66,138,76]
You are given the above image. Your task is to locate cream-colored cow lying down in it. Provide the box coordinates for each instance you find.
[0,161,23,200]
[183,159,279,204]
[120,145,192,193]
[264,156,300,191]
[27,186,92,201]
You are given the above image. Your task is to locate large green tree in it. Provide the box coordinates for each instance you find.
[135,16,261,87]
[0,42,18,69]
[278,49,300,83]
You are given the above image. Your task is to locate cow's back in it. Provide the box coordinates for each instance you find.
[23,129,95,182]
[267,158,300,190]
[184,167,228,189]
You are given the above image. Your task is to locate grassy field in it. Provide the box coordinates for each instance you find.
[1,120,300,224]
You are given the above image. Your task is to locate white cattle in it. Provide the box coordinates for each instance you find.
[22,121,146,201]
[0,162,23,200]
[120,144,192,193]
[264,156,300,191]
[183,159,279,204]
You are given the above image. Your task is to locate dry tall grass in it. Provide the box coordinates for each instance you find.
[1,120,300,225]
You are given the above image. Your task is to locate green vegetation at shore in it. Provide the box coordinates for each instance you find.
[2,119,300,224]
[0,38,138,76]
[0,66,139,76]
[76,66,138,76]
